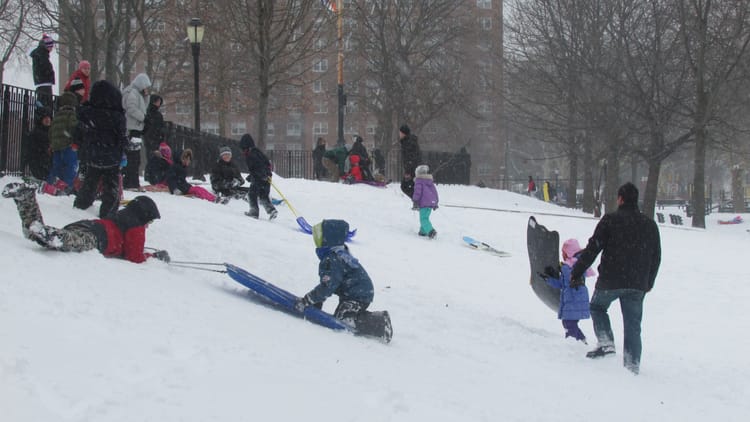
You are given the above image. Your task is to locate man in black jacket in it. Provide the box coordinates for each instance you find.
[240,134,277,219]
[398,125,421,197]
[30,34,56,109]
[570,182,661,374]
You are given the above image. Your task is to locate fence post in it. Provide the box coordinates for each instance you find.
[0,86,11,171]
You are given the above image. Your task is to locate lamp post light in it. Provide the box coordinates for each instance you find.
[187,17,205,179]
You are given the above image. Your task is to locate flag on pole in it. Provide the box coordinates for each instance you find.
[321,0,337,13]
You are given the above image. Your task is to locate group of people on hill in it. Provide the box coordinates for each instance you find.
[313,135,384,184]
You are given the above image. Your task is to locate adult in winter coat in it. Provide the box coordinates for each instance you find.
[3,184,169,264]
[210,146,247,199]
[165,149,217,202]
[25,107,53,181]
[73,80,128,219]
[541,238,596,343]
[312,137,327,180]
[240,134,277,219]
[121,73,151,189]
[570,182,661,374]
[143,94,166,154]
[63,60,92,103]
[144,142,173,186]
[349,135,373,181]
[322,144,348,182]
[30,34,55,109]
[46,91,79,191]
[398,125,421,197]
[412,164,439,238]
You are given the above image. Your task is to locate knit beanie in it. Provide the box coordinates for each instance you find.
[69,79,85,92]
[219,146,232,158]
[78,60,91,71]
[399,125,411,136]
[159,142,172,160]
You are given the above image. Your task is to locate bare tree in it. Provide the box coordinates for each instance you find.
[221,0,327,150]
[0,0,31,85]
[677,0,750,228]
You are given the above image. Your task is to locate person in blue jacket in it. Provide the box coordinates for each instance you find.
[541,238,595,343]
[294,219,374,322]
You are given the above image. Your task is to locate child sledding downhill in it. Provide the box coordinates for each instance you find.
[539,238,596,343]
[294,220,392,341]
[412,164,439,239]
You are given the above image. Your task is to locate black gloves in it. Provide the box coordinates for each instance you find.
[152,250,171,263]
[294,294,313,313]
[412,202,419,210]
[570,274,585,290]
[543,265,560,279]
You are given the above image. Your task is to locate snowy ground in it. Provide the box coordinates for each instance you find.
[1,174,748,421]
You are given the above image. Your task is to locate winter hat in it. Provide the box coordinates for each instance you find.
[127,196,161,222]
[354,135,364,144]
[562,238,596,277]
[312,219,349,248]
[617,182,639,205]
[159,142,172,160]
[239,134,255,150]
[58,91,78,108]
[78,60,91,71]
[219,146,232,158]
[415,164,430,175]
[69,78,85,92]
[181,148,193,162]
[349,154,360,165]
[42,34,55,48]
[399,124,411,136]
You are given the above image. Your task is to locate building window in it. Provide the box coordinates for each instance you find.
[314,38,327,50]
[313,80,323,93]
[203,122,219,135]
[313,121,328,135]
[366,125,376,135]
[479,17,492,30]
[313,58,328,72]
[267,123,275,137]
[345,100,357,113]
[344,124,357,135]
[231,121,246,136]
[266,143,275,151]
[287,122,302,137]
[175,103,190,115]
[314,99,328,114]
[478,100,492,115]
[477,0,492,9]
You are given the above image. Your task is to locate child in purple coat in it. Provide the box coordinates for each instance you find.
[542,238,596,342]
[412,164,439,238]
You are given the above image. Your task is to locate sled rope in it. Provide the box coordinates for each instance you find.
[168,262,227,273]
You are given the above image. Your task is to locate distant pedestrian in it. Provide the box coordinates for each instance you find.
[121,73,151,189]
[312,137,327,181]
[240,134,277,219]
[46,91,79,194]
[349,135,373,181]
[25,107,53,182]
[30,34,56,109]
[528,176,536,196]
[142,95,166,154]
[570,182,661,374]
[398,124,421,197]
[322,143,348,183]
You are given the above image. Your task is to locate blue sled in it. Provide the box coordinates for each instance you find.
[296,217,357,242]
[224,263,352,331]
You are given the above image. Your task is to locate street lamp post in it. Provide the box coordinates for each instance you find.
[335,0,345,147]
[187,18,205,179]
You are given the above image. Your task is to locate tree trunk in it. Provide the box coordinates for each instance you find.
[566,150,578,209]
[691,126,707,228]
[642,160,661,219]
[581,135,594,213]
[731,164,746,213]
[605,146,620,214]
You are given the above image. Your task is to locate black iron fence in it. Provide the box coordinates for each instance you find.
[1,83,470,184]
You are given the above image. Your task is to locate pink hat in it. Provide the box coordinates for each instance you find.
[42,34,55,48]
[562,238,583,259]
[78,60,91,70]
[159,142,172,159]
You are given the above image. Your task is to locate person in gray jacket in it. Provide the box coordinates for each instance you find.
[121,73,151,189]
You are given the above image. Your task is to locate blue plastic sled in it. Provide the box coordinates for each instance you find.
[224,263,352,331]
[296,217,357,242]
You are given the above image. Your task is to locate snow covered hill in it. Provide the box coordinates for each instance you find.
[1,174,748,421]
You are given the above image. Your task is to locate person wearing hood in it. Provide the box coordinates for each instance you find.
[25,107,53,182]
[294,219,392,342]
[312,137,327,180]
[144,142,173,187]
[570,182,661,374]
[398,124,421,197]
[239,134,277,219]
[64,60,92,103]
[142,94,166,154]
[46,91,79,194]
[30,34,55,109]
[349,135,373,181]
[74,80,129,219]
[2,184,169,264]
[210,146,247,200]
[412,164,439,239]
[540,238,597,343]
[165,148,220,203]
[121,73,151,189]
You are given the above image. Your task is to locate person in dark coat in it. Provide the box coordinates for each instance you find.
[312,137,327,180]
[73,80,129,219]
[210,146,247,199]
[144,142,173,186]
[164,149,218,202]
[30,34,55,109]
[3,184,169,264]
[25,107,53,182]
[294,219,392,342]
[46,91,79,191]
[570,182,661,374]
[240,134,277,219]
[349,135,373,181]
[398,124,421,197]
[322,144,348,182]
[142,94,166,154]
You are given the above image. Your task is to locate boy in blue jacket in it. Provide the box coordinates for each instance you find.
[541,238,595,343]
[295,219,392,342]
